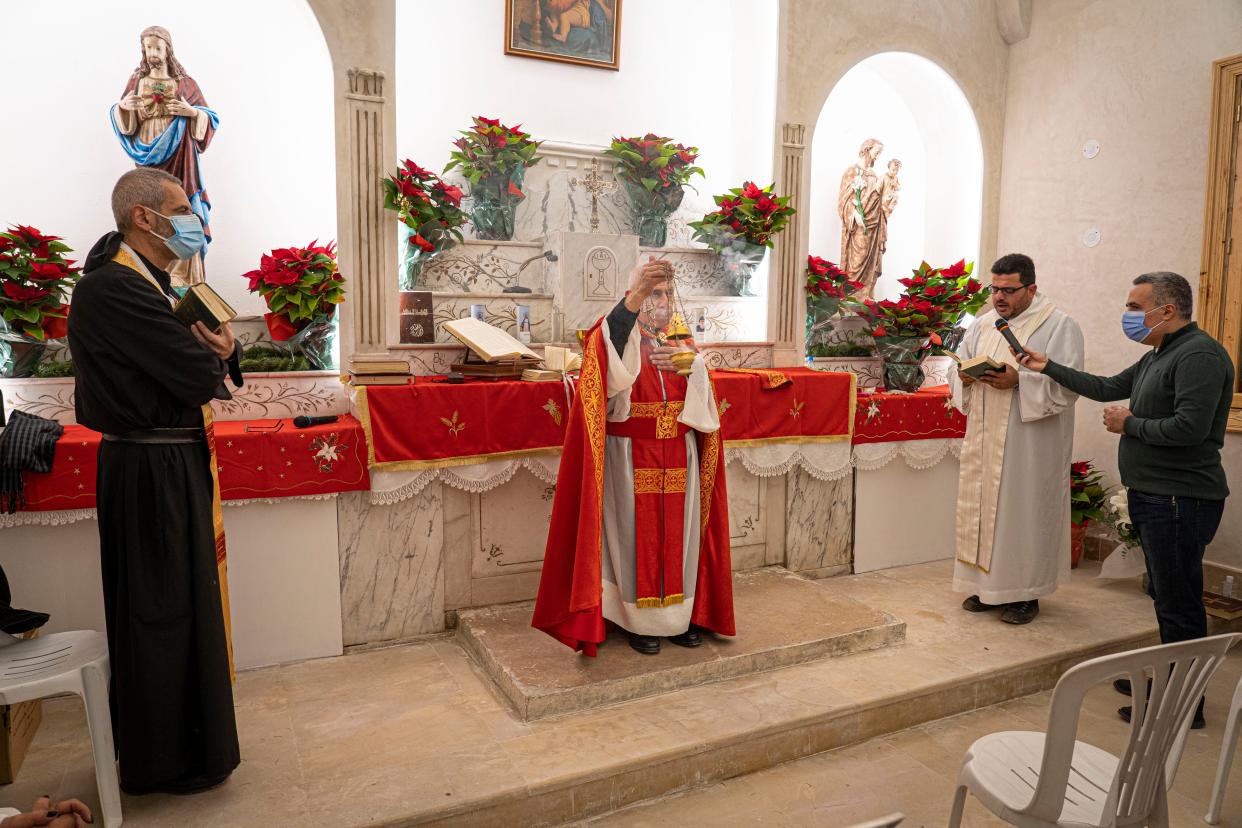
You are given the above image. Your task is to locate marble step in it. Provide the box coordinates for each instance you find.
[457,567,905,722]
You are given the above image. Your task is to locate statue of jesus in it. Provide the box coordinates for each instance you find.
[837,139,894,298]
[110,26,218,287]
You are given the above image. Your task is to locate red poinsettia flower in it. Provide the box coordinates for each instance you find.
[941,259,968,278]
[411,234,436,253]
[965,279,982,294]
[9,225,59,244]
[755,196,776,214]
[41,307,68,339]
[507,181,525,200]
[2,281,50,303]
[476,116,501,128]
[928,332,942,346]
[0,237,14,253]
[924,284,947,298]
[433,182,463,205]
[263,267,303,287]
[1071,461,1092,477]
[872,325,889,337]
[741,182,764,200]
[29,262,67,280]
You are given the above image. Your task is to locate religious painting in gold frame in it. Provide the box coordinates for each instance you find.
[505,0,621,71]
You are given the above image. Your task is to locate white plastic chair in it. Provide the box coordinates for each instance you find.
[0,631,121,828]
[1206,672,1242,824]
[949,633,1241,828]
[845,814,904,828]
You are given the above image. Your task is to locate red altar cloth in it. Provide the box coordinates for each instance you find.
[19,416,370,512]
[852,385,966,444]
[358,368,855,471]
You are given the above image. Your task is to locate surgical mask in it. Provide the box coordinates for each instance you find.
[1121,306,1168,343]
[145,208,205,260]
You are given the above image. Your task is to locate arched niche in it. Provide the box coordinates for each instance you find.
[807,52,984,301]
[0,0,336,316]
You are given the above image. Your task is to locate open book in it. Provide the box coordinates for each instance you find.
[944,350,1004,379]
[443,317,540,363]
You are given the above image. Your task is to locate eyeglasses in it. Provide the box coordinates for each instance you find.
[987,285,1030,296]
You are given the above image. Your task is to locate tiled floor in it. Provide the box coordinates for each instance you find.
[0,561,1232,827]
[585,651,1242,827]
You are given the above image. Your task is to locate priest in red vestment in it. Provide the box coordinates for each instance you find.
[533,257,735,655]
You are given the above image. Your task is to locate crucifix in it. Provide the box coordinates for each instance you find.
[570,158,616,233]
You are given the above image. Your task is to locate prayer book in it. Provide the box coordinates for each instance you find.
[945,351,1004,379]
[349,374,412,386]
[1204,592,1242,621]
[521,368,563,383]
[542,345,581,373]
[173,283,236,333]
[351,357,411,376]
[443,317,540,363]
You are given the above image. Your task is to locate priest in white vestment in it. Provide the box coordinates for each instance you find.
[949,254,1084,624]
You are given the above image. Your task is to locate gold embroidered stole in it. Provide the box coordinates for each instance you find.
[110,245,235,679]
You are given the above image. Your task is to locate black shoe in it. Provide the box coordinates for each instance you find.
[1000,600,1039,625]
[122,770,232,796]
[668,628,703,648]
[627,632,660,655]
[1119,700,1206,730]
[962,595,998,613]
[1113,677,1153,697]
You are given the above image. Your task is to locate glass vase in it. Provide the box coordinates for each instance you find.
[718,241,767,297]
[398,224,453,290]
[873,335,930,392]
[470,166,528,241]
[626,181,685,248]
[805,294,844,354]
[0,330,48,379]
[287,318,338,371]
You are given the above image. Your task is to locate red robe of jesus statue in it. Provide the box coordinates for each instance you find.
[532,285,735,656]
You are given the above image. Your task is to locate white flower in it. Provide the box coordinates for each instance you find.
[1108,491,1130,524]
[851,173,866,192]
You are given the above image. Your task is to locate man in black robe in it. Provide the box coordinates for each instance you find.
[67,168,242,795]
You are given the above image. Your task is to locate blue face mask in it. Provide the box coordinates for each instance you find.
[1121,306,1168,343]
[146,209,205,260]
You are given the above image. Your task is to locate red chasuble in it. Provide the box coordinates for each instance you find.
[531,323,735,655]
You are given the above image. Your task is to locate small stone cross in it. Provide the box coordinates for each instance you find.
[570,158,616,233]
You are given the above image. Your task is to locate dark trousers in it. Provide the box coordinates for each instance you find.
[1127,490,1225,645]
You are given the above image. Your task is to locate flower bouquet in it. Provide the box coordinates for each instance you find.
[1098,488,1146,578]
[0,225,81,377]
[805,255,864,357]
[444,116,542,241]
[604,134,704,247]
[849,260,983,391]
[243,241,345,370]
[688,182,795,296]
[383,159,468,289]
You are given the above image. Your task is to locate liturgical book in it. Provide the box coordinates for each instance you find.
[946,351,1004,379]
[173,283,236,333]
[443,317,540,363]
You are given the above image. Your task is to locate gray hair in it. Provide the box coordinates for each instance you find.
[1133,271,1193,319]
[111,168,181,232]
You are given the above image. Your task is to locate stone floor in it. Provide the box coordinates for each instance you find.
[0,560,1233,827]
[586,651,1242,827]
[459,567,904,720]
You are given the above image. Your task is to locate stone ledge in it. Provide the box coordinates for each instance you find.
[456,567,905,722]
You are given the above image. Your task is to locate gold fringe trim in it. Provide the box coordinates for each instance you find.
[723,433,851,448]
[662,593,685,607]
[635,594,685,609]
[367,446,562,473]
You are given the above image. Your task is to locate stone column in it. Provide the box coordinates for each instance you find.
[768,123,809,368]
[342,68,396,365]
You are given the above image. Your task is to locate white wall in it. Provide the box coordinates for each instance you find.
[395,0,778,224]
[808,52,983,301]
[996,0,1242,568]
[0,0,335,315]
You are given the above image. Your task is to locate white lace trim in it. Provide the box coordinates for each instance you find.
[0,493,342,530]
[723,442,855,481]
[370,455,562,504]
[853,438,963,472]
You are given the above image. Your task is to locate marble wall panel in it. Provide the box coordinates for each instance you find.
[414,240,549,293]
[431,293,555,344]
[337,487,445,645]
[784,467,854,576]
[472,471,557,579]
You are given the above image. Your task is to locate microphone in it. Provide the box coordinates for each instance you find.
[994,318,1029,356]
[293,414,340,428]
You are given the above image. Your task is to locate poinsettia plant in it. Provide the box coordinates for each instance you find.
[851,260,984,340]
[1070,460,1109,527]
[243,241,346,341]
[806,255,862,301]
[688,182,795,253]
[605,134,704,196]
[444,116,542,194]
[383,159,467,256]
[0,225,80,340]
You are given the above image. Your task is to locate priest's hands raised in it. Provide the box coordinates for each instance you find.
[193,321,237,360]
[624,257,675,313]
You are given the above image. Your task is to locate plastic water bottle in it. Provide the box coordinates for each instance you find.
[1223,575,1235,599]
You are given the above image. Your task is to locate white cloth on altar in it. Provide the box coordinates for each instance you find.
[950,292,1084,604]
[597,317,716,636]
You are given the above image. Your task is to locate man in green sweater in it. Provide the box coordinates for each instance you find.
[1017,271,1233,728]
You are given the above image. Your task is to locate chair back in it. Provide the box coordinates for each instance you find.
[1025,633,1240,824]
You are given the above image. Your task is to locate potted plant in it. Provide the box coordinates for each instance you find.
[1069,460,1109,568]
[444,116,542,241]
[805,255,863,355]
[849,260,984,392]
[0,225,80,378]
[604,134,704,247]
[688,182,795,297]
[383,159,468,290]
[243,241,345,370]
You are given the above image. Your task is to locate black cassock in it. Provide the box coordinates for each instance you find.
[67,232,242,792]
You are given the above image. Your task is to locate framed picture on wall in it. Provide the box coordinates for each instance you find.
[505,0,622,71]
